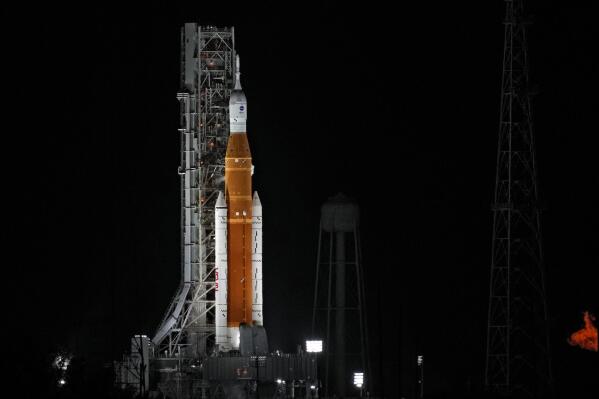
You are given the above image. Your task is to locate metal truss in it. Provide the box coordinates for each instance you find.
[485,1,553,397]
[114,336,150,396]
[153,25,235,358]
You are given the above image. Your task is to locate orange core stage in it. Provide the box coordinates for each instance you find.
[225,132,253,327]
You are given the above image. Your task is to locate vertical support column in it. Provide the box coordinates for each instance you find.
[335,231,346,397]
[182,93,193,285]
[324,231,333,397]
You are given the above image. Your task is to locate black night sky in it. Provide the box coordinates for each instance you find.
[6,0,598,398]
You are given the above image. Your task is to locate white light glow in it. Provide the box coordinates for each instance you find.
[234,331,240,348]
[306,340,323,353]
[353,372,364,388]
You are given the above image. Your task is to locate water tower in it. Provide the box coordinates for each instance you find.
[312,193,370,397]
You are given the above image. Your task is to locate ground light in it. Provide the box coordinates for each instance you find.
[306,340,323,397]
[417,355,424,398]
[53,353,71,388]
[305,340,323,353]
[353,372,364,397]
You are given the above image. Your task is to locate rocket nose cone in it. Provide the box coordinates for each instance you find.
[216,191,227,208]
[229,54,247,134]
[252,191,261,207]
[229,90,247,106]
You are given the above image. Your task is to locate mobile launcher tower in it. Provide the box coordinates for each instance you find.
[115,25,317,399]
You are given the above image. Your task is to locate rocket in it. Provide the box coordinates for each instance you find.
[215,56,263,351]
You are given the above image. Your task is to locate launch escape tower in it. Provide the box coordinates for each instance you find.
[312,194,370,397]
[485,1,553,397]
[153,25,236,357]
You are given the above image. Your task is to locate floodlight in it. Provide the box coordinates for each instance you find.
[353,372,364,388]
[306,340,323,353]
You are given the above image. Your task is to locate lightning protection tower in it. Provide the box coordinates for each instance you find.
[485,1,553,397]
[312,193,370,397]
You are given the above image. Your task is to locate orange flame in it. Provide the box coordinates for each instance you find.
[567,311,598,352]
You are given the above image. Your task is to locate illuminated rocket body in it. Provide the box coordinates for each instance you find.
[215,56,263,351]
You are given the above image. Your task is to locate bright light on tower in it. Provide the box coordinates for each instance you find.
[306,340,323,353]
[417,355,424,366]
[353,372,364,388]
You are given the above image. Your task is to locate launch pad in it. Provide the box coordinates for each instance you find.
[147,353,318,398]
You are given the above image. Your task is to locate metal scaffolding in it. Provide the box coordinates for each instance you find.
[485,1,553,397]
[153,24,236,358]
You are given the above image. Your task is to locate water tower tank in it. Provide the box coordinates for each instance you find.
[321,193,359,233]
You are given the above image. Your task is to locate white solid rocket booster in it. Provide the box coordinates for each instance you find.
[252,191,263,325]
[214,191,230,350]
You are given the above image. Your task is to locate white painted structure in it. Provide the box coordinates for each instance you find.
[229,56,247,134]
[252,191,264,325]
[214,192,230,351]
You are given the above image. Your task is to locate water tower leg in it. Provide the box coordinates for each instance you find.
[335,231,346,397]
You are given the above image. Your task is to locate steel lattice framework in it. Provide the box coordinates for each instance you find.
[485,1,553,397]
[153,25,235,358]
